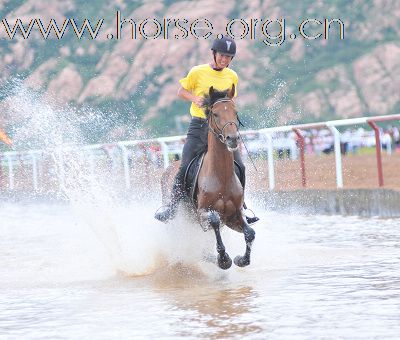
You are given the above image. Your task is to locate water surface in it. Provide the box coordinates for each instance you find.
[0,201,399,339]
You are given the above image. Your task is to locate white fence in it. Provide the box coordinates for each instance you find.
[1,114,399,192]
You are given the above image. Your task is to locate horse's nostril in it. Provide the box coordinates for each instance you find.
[226,134,239,142]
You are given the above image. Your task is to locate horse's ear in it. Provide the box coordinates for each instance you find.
[209,86,215,96]
[228,84,235,98]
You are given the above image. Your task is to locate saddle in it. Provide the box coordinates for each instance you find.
[183,152,245,208]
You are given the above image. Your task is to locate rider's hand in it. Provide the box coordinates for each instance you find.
[193,96,204,107]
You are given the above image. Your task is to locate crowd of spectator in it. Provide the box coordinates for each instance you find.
[304,125,400,156]
[243,125,400,160]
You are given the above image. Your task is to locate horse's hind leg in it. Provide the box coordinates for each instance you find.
[199,210,232,270]
[234,221,255,267]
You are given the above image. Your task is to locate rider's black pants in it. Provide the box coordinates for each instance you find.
[172,117,245,199]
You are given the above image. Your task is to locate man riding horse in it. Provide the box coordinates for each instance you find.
[155,35,259,225]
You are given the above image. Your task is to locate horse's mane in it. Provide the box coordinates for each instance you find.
[202,88,230,117]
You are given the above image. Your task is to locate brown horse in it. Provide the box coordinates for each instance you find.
[161,85,255,270]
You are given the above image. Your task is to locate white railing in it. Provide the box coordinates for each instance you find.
[1,114,399,192]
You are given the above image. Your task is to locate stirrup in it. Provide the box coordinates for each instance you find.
[244,207,260,225]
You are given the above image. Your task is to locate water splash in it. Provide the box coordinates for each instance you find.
[1,80,219,277]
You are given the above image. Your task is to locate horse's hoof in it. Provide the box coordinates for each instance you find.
[234,255,250,267]
[218,253,232,270]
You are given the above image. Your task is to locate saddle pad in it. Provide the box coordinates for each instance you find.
[183,152,245,208]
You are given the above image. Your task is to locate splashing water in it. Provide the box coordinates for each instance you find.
[1,80,219,277]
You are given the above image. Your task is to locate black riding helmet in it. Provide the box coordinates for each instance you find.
[211,35,236,70]
[211,35,236,57]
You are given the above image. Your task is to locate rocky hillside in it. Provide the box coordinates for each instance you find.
[0,0,399,144]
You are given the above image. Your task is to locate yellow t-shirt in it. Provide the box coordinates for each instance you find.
[179,64,238,119]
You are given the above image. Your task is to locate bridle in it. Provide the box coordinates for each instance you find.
[207,98,239,144]
[206,96,258,171]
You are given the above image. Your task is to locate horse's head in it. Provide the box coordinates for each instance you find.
[203,85,240,152]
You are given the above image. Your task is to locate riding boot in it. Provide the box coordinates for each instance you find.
[154,176,184,223]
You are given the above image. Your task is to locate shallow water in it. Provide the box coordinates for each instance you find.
[0,201,399,339]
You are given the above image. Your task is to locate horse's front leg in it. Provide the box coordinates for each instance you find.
[199,209,232,270]
[234,219,256,267]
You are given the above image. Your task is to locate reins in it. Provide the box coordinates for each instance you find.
[206,97,258,172]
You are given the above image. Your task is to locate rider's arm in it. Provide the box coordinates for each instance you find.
[177,86,203,107]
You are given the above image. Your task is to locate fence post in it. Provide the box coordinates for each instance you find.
[368,120,384,187]
[118,144,131,190]
[57,150,65,190]
[265,133,275,190]
[7,154,14,190]
[30,152,38,191]
[292,128,306,187]
[327,125,343,188]
[158,140,169,168]
[143,144,150,185]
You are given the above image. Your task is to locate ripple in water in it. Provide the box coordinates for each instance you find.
[1,82,400,338]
